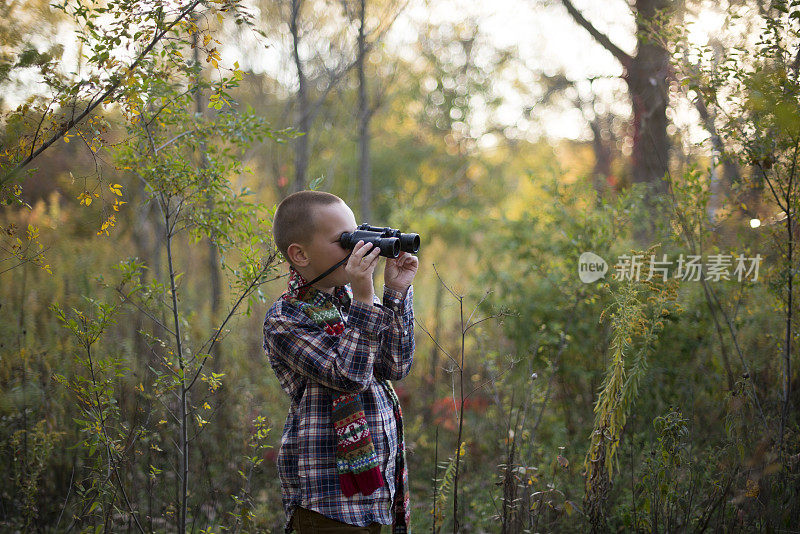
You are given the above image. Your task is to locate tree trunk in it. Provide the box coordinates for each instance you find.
[627,0,671,244]
[291,0,310,192]
[626,13,670,197]
[426,281,444,424]
[357,0,372,222]
[588,116,614,203]
[193,24,222,359]
[560,0,674,241]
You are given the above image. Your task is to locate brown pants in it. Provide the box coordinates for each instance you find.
[292,506,384,533]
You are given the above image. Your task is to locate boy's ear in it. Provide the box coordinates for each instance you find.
[287,243,310,267]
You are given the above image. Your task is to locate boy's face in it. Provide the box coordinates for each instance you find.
[289,201,360,293]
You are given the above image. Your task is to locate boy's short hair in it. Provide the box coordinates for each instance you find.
[273,190,344,265]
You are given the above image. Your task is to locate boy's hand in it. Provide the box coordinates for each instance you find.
[384,251,418,295]
[346,240,381,305]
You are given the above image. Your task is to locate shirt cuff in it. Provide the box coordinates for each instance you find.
[383,285,408,304]
[347,298,387,340]
[382,285,413,320]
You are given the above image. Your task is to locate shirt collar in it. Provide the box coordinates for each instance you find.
[286,265,351,306]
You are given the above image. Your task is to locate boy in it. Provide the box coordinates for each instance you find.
[263,190,418,533]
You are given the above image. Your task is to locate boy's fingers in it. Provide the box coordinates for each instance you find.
[360,243,379,260]
[355,242,370,260]
[369,249,381,265]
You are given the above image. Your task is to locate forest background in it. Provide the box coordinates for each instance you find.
[1,0,799,532]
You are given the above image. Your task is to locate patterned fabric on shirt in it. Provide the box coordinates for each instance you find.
[263,266,415,533]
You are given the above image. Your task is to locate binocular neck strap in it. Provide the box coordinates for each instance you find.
[296,251,353,291]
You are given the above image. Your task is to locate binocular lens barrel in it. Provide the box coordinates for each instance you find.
[400,233,420,254]
[356,224,420,254]
[339,230,401,258]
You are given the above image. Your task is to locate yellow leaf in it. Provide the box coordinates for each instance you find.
[745,479,759,498]
[26,224,39,240]
[564,500,575,516]
[203,34,212,47]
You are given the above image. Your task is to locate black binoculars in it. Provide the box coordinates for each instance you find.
[339,223,420,259]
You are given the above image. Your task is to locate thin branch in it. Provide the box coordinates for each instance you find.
[185,260,279,391]
[187,395,227,443]
[414,315,459,369]
[54,460,76,530]
[156,129,197,154]
[115,287,177,337]
[432,262,461,299]
[155,392,181,424]
[0,258,41,277]
[464,355,520,402]
[463,312,513,336]
[531,333,567,439]
[464,288,492,331]
[28,97,56,161]
[559,0,633,68]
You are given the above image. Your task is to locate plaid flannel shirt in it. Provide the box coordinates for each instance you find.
[263,280,415,533]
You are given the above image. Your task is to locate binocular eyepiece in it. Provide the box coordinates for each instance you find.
[339,223,421,259]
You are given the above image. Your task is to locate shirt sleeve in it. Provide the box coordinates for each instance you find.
[263,298,390,394]
[373,285,415,381]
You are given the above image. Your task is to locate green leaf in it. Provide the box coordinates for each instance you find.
[309,175,325,191]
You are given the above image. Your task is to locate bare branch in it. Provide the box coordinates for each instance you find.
[432,262,461,300]
[559,0,633,68]
[463,312,511,336]
[414,316,460,369]
[464,288,492,331]
[464,355,520,402]
[115,287,177,337]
